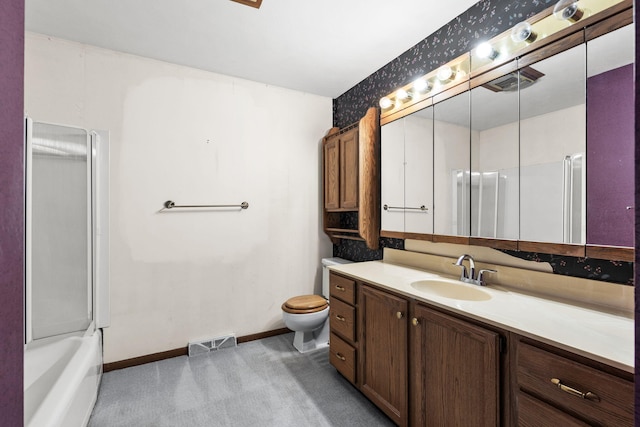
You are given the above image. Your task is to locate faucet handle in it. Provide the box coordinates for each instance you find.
[452,262,468,281]
[476,269,497,286]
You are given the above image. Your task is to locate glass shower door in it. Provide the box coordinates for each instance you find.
[27,121,92,341]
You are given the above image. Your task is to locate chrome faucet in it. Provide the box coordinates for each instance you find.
[453,254,496,286]
[454,254,475,282]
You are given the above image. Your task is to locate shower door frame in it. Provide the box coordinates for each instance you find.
[24,117,110,346]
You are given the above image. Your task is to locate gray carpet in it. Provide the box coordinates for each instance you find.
[89,333,395,426]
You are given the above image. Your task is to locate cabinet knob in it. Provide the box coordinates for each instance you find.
[396,311,404,319]
[411,317,420,326]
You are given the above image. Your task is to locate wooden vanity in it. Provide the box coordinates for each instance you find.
[327,258,633,427]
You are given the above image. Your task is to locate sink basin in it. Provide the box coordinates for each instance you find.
[410,279,492,301]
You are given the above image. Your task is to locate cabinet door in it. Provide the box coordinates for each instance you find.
[339,128,359,209]
[360,285,408,426]
[410,304,500,426]
[381,119,405,232]
[324,135,340,210]
[404,108,434,234]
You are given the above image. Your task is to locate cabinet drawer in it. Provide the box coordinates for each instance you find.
[518,392,590,427]
[330,297,356,342]
[329,274,356,305]
[330,333,356,384]
[517,342,633,426]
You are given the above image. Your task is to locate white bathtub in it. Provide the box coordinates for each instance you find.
[24,329,102,427]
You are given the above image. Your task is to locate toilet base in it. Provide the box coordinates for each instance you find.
[292,318,330,353]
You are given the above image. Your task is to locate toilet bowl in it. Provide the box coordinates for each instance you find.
[281,257,352,353]
[282,295,330,353]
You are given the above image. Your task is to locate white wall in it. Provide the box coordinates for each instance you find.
[25,33,333,363]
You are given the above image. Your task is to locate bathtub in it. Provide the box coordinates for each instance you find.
[24,328,102,427]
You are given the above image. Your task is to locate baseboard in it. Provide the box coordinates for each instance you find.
[237,327,290,344]
[103,327,292,372]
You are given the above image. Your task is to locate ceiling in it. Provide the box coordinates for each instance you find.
[25,0,479,98]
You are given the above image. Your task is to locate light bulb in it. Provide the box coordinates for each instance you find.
[511,21,537,44]
[379,97,392,109]
[476,42,499,60]
[553,0,583,22]
[412,78,431,94]
[437,66,455,82]
[396,89,410,101]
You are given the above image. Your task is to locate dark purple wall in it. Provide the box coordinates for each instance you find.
[0,0,24,424]
[587,64,634,247]
[633,2,640,427]
[634,4,639,425]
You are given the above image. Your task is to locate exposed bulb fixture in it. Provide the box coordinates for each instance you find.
[437,65,455,82]
[553,0,584,22]
[379,97,392,110]
[476,42,499,60]
[412,78,432,94]
[510,21,537,44]
[396,88,410,101]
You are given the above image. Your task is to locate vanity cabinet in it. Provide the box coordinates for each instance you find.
[329,273,358,385]
[356,281,504,427]
[514,336,633,426]
[323,107,380,249]
[410,302,502,426]
[359,285,409,426]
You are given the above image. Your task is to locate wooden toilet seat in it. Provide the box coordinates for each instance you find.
[282,295,328,314]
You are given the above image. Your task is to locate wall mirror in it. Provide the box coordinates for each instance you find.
[378,10,634,260]
[470,61,520,243]
[381,107,434,235]
[518,44,587,246]
[433,91,471,238]
[586,23,634,249]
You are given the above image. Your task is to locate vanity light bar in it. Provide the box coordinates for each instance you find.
[379,54,470,115]
[379,0,627,120]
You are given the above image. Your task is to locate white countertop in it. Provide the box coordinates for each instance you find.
[330,260,634,373]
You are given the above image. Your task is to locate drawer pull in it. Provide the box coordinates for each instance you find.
[411,317,420,326]
[550,378,600,402]
[396,311,404,319]
[335,315,346,322]
[335,352,346,361]
[335,285,346,291]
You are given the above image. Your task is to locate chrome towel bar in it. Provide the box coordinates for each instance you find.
[164,200,249,210]
[383,204,428,212]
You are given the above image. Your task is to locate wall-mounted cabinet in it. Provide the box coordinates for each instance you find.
[379,8,634,261]
[433,88,471,243]
[323,107,380,249]
[381,106,433,237]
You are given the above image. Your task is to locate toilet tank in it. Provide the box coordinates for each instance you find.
[321,257,353,298]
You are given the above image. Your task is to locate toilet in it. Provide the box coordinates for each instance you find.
[281,257,352,353]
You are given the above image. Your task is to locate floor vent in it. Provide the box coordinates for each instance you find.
[188,334,237,357]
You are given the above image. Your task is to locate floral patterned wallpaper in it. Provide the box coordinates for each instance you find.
[331,0,634,285]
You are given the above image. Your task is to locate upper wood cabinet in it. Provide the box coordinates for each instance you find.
[323,135,340,210]
[324,128,359,211]
[339,129,359,209]
[323,108,380,250]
